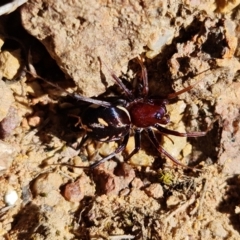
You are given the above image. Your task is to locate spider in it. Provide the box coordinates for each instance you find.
[31,57,207,169]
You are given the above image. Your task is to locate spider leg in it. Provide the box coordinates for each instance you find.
[154,124,207,137]
[26,70,112,107]
[167,82,201,99]
[68,114,81,127]
[88,133,129,169]
[78,134,88,149]
[100,59,134,100]
[146,128,199,170]
[124,128,141,161]
[167,68,210,100]
[59,133,130,169]
[136,56,149,98]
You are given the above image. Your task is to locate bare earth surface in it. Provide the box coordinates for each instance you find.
[1,0,240,239]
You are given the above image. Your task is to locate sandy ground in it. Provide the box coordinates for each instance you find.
[1,1,240,239]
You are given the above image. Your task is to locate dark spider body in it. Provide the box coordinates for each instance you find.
[72,57,206,169]
[32,57,207,169]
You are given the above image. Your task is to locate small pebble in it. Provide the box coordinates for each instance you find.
[0,50,21,80]
[63,180,83,202]
[145,183,164,199]
[4,189,18,206]
[27,114,42,127]
[0,106,19,139]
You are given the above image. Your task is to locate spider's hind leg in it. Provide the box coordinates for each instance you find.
[146,128,198,170]
[58,133,130,169]
[88,133,130,169]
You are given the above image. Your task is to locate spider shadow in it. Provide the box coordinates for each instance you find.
[217,175,240,234]
[29,96,87,148]
[187,121,221,166]
[10,203,42,239]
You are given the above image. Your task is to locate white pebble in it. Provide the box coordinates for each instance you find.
[4,189,18,206]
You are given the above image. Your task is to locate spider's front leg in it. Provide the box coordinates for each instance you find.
[136,56,149,98]
[155,124,207,138]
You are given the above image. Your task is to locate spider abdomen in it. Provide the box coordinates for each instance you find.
[81,105,131,142]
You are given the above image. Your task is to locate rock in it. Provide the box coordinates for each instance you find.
[0,79,14,122]
[0,49,21,80]
[144,183,164,199]
[0,106,20,139]
[21,1,219,97]
[215,82,240,174]
[31,173,63,206]
[63,174,95,202]
[0,140,16,173]
[94,162,135,195]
